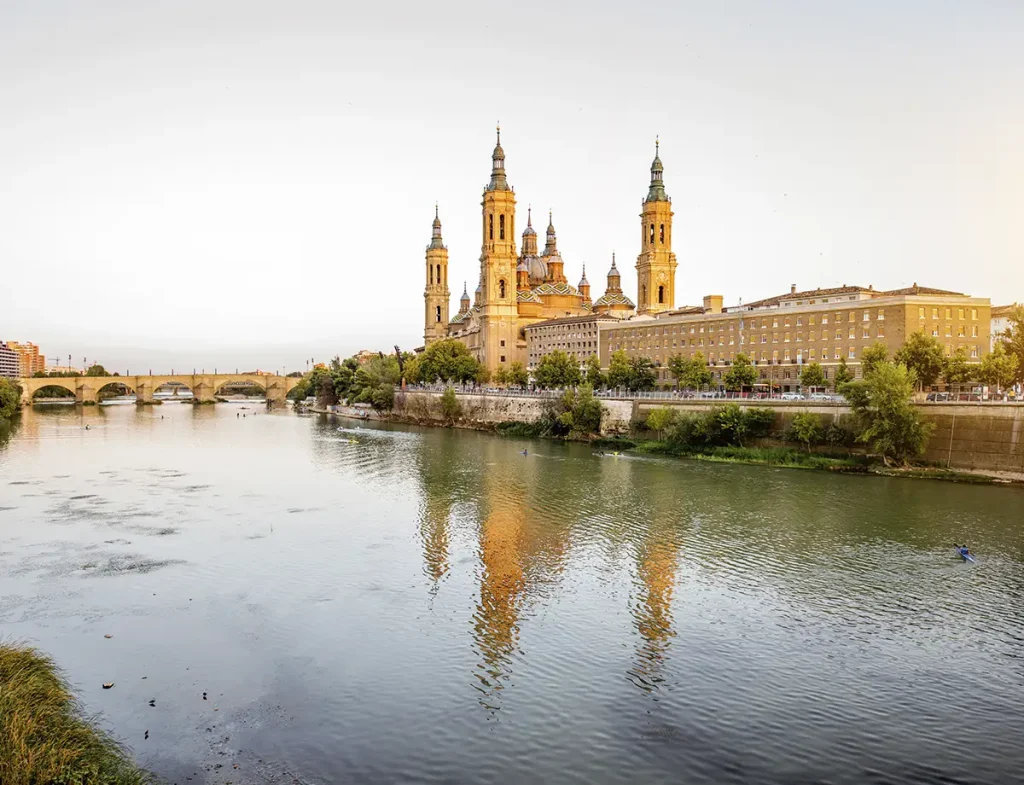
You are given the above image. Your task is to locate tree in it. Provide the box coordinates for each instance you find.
[474,366,491,386]
[667,354,688,389]
[841,361,934,466]
[584,355,605,389]
[978,344,1019,392]
[787,411,823,452]
[860,343,889,377]
[0,379,21,420]
[554,384,604,436]
[668,352,712,390]
[440,386,461,425]
[606,350,630,390]
[350,355,401,412]
[942,347,974,387]
[894,331,946,389]
[800,362,826,390]
[533,350,581,389]
[999,305,1024,386]
[418,338,481,384]
[402,354,422,385]
[85,364,107,377]
[507,361,529,388]
[833,356,853,388]
[493,367,509,386]
[625,356,657,392]
[646,407,678,440]
[723,353,757,392]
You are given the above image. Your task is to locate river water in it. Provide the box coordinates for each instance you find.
[1,404,1023,784]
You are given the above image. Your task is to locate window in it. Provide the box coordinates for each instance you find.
[809,315,816,325]
[877,309,885,321]
[500,355,506,363]
[809,349,816,360]
[863,310,870,321]
[945,325,952,337]
[499,279,506,298]
[919,307,925,319]
[429,266,433,285]
[848,347,856,359]
[500,339,505,347]
[836,313,843,323]
[822,315,829,325]
[972,325,979,338]
[958,308,965,320]
[932,307,938,319]
[862,328,870,339]
[784,349,791,360]
[499,214,505,240]
[877,325,885,337]
[835,329,841,340]
[773,318,779,328]
[785,332,791,342]
[659,223,665,243]
[849,328,855,339]
[761,334,767,343]
[762,319,768,329]
[932,326,939,337]
[957,326,965,337]
[971,308,978,320]
[796,317,803,326]
[784,318,791,328]
[971,346,979,359]
[773,333,779,343]
[658,285,665,304]
[809,331,816,341]
[650,224,655,244]
[435,306,441,323]
[489,215,493,240]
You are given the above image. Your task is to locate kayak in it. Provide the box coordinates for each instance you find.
[955,548,976,563]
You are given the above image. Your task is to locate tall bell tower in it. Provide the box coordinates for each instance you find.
[636,138,677,315]
[478,126,519,372]
[423,204,450,346]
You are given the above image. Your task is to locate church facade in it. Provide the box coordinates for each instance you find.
[423,130,676,373]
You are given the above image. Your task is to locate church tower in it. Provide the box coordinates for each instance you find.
[423,204,450,346]
[478,126,519,372]
[636,138,677,315]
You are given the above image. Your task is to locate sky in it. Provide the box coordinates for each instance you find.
[1,0,1021,374]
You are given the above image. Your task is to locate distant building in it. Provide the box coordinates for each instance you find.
[524,314,619,372]
[0,342,19,379]
[599,283,991,391]
[991,303,1018,349]
[3,341,46,377]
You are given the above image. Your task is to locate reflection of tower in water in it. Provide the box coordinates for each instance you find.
[419,495,451,589]
[628,499,682,692]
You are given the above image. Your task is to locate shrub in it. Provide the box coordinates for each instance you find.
[440,386,461,425]
[645,407,678,439]
[843,361,934,466]
[745,407,775,438]
[824,421,854,450]
[787,411,823,452]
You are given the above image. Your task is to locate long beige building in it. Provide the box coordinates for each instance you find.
[599,284,991,390]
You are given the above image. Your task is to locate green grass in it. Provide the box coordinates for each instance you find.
[495,420,548,438]
[0,643,155,785]
[632,440,868,471]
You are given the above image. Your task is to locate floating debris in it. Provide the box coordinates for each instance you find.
[102,682,114,689]
[104,634,113,639]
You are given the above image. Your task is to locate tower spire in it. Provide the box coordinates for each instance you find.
[543,209,557,256]
[488,124,509,191]
[429,204,444,249]
[647,136,667,202]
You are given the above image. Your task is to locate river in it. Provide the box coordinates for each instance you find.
[1,404,1023,784]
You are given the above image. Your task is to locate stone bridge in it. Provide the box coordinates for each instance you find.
[19,374,301,406]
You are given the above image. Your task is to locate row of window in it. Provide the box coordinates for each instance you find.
[919,306,979,321]
[608,344,982,363]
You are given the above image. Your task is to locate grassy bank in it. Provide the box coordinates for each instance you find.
[0,644,154,785]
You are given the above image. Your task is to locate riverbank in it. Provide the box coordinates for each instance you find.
[0,644,153,785]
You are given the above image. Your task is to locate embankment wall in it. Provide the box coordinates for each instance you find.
[390,391,1024,474]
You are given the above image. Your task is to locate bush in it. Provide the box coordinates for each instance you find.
[440,386,461,425]
[824,421,854,450]
[645,407,678,439]
[786,412,823,451]
[0,379,22,420]
[745,407,775,438]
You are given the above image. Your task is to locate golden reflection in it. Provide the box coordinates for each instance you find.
[419,495,451,587]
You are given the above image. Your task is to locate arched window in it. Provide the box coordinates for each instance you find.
[659,224,665,243]
[499,214,505,240]
[436,264,442,284]
[429,266,433,285]
[436,306,441,323]
[499,279,506,299]
[489,215,493,240]
[649,224,655,244]
[641,284,646,303]
[658,285,665,304]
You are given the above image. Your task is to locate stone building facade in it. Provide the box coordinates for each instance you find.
[524,314,619,372]
[599,284,991,390]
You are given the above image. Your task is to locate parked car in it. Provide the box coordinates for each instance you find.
[780,392,803,401]
[925,392,951,402]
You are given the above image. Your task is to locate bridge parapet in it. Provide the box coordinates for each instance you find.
[18,374,301,407]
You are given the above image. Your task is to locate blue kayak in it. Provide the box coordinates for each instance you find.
[955,548,976,563]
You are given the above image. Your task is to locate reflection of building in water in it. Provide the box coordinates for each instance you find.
[469,442,573,710]
[419,495,451,588]
[415,435,466,591]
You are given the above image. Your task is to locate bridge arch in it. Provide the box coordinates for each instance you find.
[30,381,78,401]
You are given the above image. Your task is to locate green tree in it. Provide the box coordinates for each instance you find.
[0,379,22,420]
[860,343,889,377]
[723,353,757,392]
[667,354,688,389]
[833,356,853,388]
[474,365,491,386]
[508,361,529,387]
[942,347,974,387]
[669,352,712,390]
[418,338,481,384]
[533,350,582,389]
[440,386,461,425]
[978,344,1019,392]
[402,354,422,385]
[714,404,750,446]
[645,407,678,440]
[493,367,509,386]
[800,362,826,390]
[894,331,946,389]
[998,305,1024,386]
[584,355,605,389]
[787,411,823,452]
[84,364,107,377]
[606,350,630,390]
[842,362,934,466]
[555,384,604,436]
[350,355,401,412]
[626,356,657,392]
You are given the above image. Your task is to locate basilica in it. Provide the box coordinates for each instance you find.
[423,129,678,373]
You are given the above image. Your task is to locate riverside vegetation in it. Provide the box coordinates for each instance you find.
[0,644,153,785]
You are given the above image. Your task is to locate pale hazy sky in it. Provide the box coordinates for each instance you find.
[2,0,1021,373]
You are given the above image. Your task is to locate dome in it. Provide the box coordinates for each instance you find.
[522,255,547,281]
[593,292,635,308]
[517,259,530,273]
[517,289,542,304]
